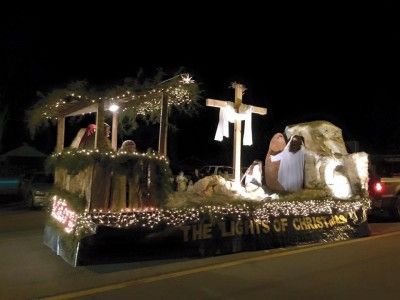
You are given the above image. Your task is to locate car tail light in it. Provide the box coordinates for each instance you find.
[373,182,384,193]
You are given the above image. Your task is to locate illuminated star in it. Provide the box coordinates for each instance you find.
[180,74,194,84]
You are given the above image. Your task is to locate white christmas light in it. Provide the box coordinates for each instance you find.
[47,195,371,236]
[109,104,120,112]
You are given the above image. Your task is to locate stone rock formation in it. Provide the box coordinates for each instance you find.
[264,133,286,192]
[190,175,269,201]
[285,120,368,198]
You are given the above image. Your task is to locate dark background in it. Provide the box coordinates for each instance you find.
[1,2,399,170]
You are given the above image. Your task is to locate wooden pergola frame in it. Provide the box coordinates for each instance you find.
[55,97,169,156]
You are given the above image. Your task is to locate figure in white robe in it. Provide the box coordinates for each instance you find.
[119,140,136,153]
[187,180,194,192]
[243,160,263,192]
[70,123,111,149]
[270,135,305,192]
[70,128,87,148]
[176,171,188,191]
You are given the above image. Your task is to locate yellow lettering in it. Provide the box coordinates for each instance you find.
[293,218,301,230]
[261,220,270,233]
[339,215,347,224]
[244,220,255,235]
[219,221,235,237]
[299,218,309,230]
[280,218,288,232]
[235,221,243,235]
[273,219,281,232]
[321,217,329,228]
[203,223,212,239]
[254,221,261,234]
[314,217,324,229]
[305,217,315,229]
[192,224,202,240]
[181,225,191,242]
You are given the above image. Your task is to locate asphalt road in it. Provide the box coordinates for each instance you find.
[1,205,400,299]
[81,231,400,300]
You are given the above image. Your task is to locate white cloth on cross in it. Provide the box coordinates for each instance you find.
[214,102,253,145]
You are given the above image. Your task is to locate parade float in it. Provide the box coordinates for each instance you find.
[28,74,370,266]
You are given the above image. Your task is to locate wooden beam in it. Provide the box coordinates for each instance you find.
[206,98,232,108]
[206,98,267,115]
[233,85,243,185]
[158,93,168,156]
[95,102,106,150]
[56,117,65,152]
[250,106,267,115]
[65,103,98,117]
[111,112,118,151]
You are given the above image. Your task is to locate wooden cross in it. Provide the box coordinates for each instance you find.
[206,83,267,185]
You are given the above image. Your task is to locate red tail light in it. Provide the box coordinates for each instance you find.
[373,182,384,193]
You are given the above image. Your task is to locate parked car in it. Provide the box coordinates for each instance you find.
[368,155,400,220]
[0,177,21,196]
[199,165,234,179]
[20,172,54,208]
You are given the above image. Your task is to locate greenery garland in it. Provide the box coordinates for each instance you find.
[46,148,169,175]
[27,71,200,136]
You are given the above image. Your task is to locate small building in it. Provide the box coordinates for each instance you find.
[0,143,47,175]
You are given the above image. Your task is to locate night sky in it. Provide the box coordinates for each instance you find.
[1,2,399,170]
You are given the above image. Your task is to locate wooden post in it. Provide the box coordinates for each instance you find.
[233,83,244,185]
[111,111,118,151]
[158,93,168,156]
[56,117,65,152]
[95,101,105,150]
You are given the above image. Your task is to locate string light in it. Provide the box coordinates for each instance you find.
[49,148,169,164]
[29,73,199,131]
[50,196,79,234]
[50,194,370,237]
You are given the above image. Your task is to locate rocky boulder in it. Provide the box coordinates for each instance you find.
[285,120,368,198]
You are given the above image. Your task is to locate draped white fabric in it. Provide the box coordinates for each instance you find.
[270,138,305,192]
[214,103,253,145]
[70,128,86,148]
[214,103,236,142]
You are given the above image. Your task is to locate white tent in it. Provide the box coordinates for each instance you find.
[1,144,46,159]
